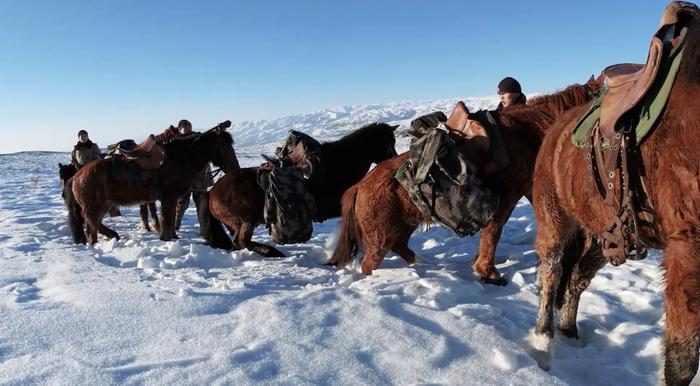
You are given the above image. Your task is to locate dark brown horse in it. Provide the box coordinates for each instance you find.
[67,123,239,244]
[328,81,599,277]
[59,162,160,232]
[530,4,700,385]
[209,122,398,257]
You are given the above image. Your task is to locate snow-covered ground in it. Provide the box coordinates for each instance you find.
[0,98,687,385]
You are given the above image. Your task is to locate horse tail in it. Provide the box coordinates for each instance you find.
[64,179,87,244]
[206,211,234,250]
[328,184,361,267]
[199,191,234,250]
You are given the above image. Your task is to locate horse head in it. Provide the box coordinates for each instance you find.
[202,120,240,173]
[58,162,77,198]
[360,122,399,163]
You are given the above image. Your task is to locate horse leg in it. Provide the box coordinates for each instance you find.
[139,204,151,231]
[83,208,106,245]
[237,222,285,257]
[360,246,389,275]
[472,193,519,286]
[149,202,160,232]
[390,226,419,265]
[175,191,191,231]
[660,237,700,386]
[193,191,210,238]
[108,205,121,217]
[557,236,606,339]
[159,196,178,241]
[530,211,576,369]
[98,223,120,241]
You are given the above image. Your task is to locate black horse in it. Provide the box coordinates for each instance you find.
[209,122,399,256]
[66,122,239,244]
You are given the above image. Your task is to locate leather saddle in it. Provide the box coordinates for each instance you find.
[446,101,490,157]
[116,135,166,171]
[599,1,694,139]
[446,102,508,173]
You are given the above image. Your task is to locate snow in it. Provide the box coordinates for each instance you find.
[0,97,693,385]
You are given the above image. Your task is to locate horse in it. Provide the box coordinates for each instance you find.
[209,122,399,257]
[59,162,160,232]
[327,80,599,277]
[530,4,700,384]
[66,122,239,244]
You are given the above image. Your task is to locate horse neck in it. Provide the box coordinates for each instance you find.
[320,141,374,183]
[170,137,212,172]
[528,84,594,121]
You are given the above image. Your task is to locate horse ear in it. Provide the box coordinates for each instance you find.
[390,124,399,131]
[586,74,595,84]
[58,162,63,167]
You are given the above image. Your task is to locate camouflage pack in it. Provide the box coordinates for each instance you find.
[257,163,317,245]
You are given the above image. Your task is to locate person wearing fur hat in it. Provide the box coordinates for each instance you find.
[71,129,101,168]
[496,77,527,110]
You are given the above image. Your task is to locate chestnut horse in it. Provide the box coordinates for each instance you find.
[328,81,599,277]
[59,162,160,232]
[209,122,398,257]
[67,123,239,244]
[530,4,700,385]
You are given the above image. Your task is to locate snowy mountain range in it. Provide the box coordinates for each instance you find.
[230,96,500,146]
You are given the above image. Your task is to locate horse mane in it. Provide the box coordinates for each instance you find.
[526,83,595,121]
[681,7,700,84]
[328,122,391,146]
[498,105,554,136]
[164,130,234,155]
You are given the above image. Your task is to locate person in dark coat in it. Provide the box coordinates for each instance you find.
[71,129,101,168]
[496,77,527,110]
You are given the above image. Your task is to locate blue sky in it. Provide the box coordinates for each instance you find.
[0,0,671,153]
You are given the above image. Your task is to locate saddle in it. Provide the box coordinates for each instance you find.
[446,102,509,174]
[599,1,694,139]
[116,135,166,171]
[580,1,698,265]
[446,101,491,158]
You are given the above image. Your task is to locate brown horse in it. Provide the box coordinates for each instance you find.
[59,162,160,233]
[67,123,239,244]
[530,4,700,385]
[328,81,599,277]
[209,122,398,257]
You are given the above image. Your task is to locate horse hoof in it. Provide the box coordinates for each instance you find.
[265,249,285,258]
[482,276,507,287]
[527,332,553,370]
[559,327,579,340]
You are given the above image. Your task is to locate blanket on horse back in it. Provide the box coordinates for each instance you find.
[395,103,501,237]
[569,2,691,265]
[256,131,320,245]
